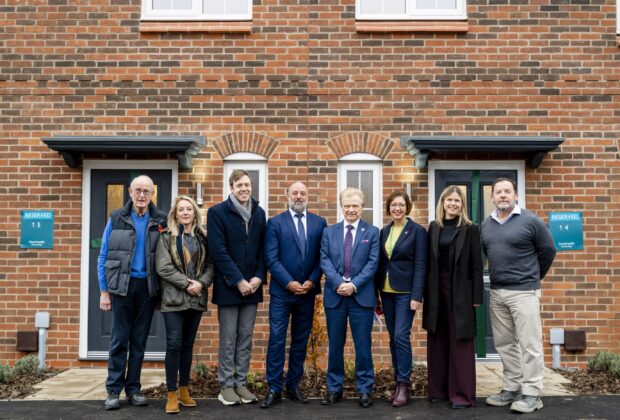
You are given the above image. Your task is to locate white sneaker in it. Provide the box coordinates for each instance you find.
[511,395,543,413]
[218,387,241,406]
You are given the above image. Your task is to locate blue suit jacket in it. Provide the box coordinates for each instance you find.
[265,210,327,297]
[320,219,380,309]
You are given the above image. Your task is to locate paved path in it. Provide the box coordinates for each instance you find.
[24,362,574,401]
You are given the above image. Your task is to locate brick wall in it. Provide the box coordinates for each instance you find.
[0,0,618,369]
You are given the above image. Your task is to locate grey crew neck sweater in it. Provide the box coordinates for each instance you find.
[481,208,556,291]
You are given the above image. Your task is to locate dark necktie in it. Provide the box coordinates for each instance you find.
[295,213,306,257]
[343,224,354,279]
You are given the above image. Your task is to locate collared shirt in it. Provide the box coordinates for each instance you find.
[491,205,521,225]
[289,208,307,239]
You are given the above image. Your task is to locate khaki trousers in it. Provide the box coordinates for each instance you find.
[489,289,544,396]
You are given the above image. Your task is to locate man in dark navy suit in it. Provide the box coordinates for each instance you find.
[260,182,327,408]
[320,187,380,408]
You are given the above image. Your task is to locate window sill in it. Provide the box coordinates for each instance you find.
[139,21,252,33]
[355,21,468,33]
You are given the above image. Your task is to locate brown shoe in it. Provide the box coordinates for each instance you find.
[178,386,196,407]
[166,391,180,414]
[392,383,410,407]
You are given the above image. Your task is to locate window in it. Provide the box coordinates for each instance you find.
[338,154,383,227]
[223,153,268,214]
[356,0,466,21]
[141,0,252,21]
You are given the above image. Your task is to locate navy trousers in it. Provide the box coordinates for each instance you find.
[106,278,157,396]
[162,309,203,391]
[380,291,415,384]
[265,293,315,393]
[325,297,374,394]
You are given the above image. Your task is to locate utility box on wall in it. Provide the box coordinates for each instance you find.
[16,331,38,352]
[564,330,587,352]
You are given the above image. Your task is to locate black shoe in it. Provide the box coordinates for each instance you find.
[126,392,148,406]
[285,387,309,403]
[359,393,373,408]
[451,402,472,409]
[104,393,120,410]
[260,390,282,409]
[321,391,343,406]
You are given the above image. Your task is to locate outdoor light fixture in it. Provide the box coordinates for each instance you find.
[196,183,203,206]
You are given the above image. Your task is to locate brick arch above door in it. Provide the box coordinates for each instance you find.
[327,132,395,160]
[210,132,280,160]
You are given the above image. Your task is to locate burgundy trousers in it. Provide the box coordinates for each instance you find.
[427,271,476,406]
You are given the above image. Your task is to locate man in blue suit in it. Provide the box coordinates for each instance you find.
[320,187,380,408]
[260,182,327,409]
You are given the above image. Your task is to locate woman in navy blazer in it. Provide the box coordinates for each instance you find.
[374,191,427,407]
[423,186,483,409]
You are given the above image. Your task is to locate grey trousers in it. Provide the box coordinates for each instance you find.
[217,303,258,388]
[490,289,544,396]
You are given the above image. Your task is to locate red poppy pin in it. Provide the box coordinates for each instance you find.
[157,225,165,233]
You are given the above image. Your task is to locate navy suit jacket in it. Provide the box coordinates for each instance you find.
[320,219,380,309]
[375,218,428,302]
[265,210,327,297]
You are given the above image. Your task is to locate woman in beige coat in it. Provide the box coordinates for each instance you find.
[156,195,214,414]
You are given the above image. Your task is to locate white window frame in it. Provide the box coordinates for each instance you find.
[223,153,268,214]
[617,0,620,33]
[427,160,526,222]
[79,160,178,360]
[141,0,252,21]
[338,153,383,228]
[356,0,467,21]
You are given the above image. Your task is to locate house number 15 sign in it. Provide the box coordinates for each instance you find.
[21,210,54,249]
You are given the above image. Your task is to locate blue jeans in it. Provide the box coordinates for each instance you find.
[163,309,203,391]
[325,297,374,393]
[265,293,315,393]
[106,278,157,396]
[381,291,415,384]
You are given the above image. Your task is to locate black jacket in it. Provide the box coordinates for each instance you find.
[423,221,483,340]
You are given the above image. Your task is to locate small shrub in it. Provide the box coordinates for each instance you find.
[13,354,39,377]
[0,364,12,384]
[246,371,263,390]
[610,358,620,379]
[587,352,617,374]
[194,362,209,379]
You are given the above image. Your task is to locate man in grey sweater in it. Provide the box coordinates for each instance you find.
[481,178,556,414]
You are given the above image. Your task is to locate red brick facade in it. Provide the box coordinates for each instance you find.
[0,1,618,369]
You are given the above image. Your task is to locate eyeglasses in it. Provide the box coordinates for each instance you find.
[132,189,152,197]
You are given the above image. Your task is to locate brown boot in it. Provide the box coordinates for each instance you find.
[166,391,180,414]
[178,386,197,407]
[392,383,410,407]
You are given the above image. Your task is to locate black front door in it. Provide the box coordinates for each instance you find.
[435,169,518,357]
[88,169,172,357]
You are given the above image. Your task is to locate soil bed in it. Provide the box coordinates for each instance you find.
[555,368,620,395]
[144,364,429,399]
[0,369,64,400]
